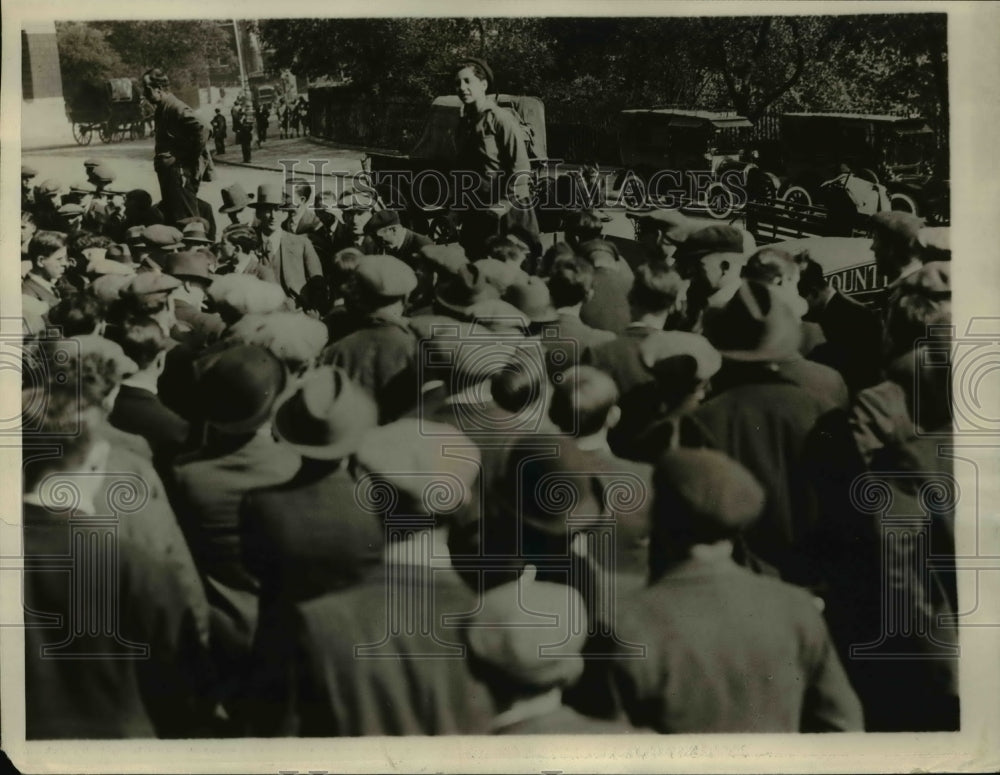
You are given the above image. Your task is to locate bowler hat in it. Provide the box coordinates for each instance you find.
[273,366,378,460]
[673,224,746,262]
[163,250,213,283]
[364,209,401,235]
[248,183,294,210]
[435,263,501,315]
[652,448,765,546]
[196,344,287,434]
[503,277,559,323]
[702,281,803,362]
[354,254,418,299]
[465,573,587,690]
[181,221,213,245]
[219,183,254,213]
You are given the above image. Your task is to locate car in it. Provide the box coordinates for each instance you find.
[761,112,949,223]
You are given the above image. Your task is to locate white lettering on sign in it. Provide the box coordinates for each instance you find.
[827,263,889,295]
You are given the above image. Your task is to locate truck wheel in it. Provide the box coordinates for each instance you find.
[889,192,920,216]
[781,185,813,207]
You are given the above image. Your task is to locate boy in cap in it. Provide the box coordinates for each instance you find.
[610,448,862,733]
[329,189,379,252]
[248,420,496,736]
[321,254,420,423]
[632,208,691,266]
[466,569,638,734]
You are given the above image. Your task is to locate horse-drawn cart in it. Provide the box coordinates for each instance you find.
[65,77,153,146]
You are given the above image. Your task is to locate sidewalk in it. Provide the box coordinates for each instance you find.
[212,135,390,178]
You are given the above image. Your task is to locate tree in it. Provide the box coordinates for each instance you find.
[90,20,236,90]
[54,22,125,106]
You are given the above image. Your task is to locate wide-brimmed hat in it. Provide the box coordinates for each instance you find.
[248,183,294,211]
[273,366,378,460]
[219,183,254,213]
[702,281,803,363]
[142,224,185,251]
[364,209,401,236]
[638,330,722,381]
[195,344,287,434]
[163,250,213,283]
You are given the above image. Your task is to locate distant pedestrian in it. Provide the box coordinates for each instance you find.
[210,109,227,155]
[239,120,254,163]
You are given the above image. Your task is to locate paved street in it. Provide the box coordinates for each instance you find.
[24,134,728,242]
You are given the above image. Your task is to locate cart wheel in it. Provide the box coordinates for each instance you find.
[781,185,813,207]
[99,122,115,144]
[705,182,735,220]
[889,192,920,216]
[429,214,459,244]
[72,122,93,146]
[133,120,146,139]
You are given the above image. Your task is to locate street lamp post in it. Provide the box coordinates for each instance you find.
[232,19,250,100]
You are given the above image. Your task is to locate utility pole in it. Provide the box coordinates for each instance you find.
[233,19,250,100]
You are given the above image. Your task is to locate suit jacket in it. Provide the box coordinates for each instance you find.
[778,356,850,411]
[611,556,862,733]
[322,313,419,423]
[247,563,496,736]
[580,265,634,334]
[258,229,323,299]
[810,290,884,393]
[22,273,60,309]
[109,384,191,465]
[23,501,215,739]
[154,93,209,173]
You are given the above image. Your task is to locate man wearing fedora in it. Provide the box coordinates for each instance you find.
[695,281,846,588]
[162,250,225,347]
[321,254,420,423]
[171,345,301,718]
[250,183,323,302]
[142,68,209,225]
[219,183,253,226]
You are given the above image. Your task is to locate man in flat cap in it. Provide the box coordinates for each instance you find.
[250,183,323,301]
[610,448,862,733]
[321,254,420,423]
[248,420,496,736]
[632,208,691,266]
[21,164,37,211]
[142,68,210,224]
[673,224,751,332]
[365,209,432,268]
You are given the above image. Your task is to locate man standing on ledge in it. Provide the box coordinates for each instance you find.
[142,68,209,225]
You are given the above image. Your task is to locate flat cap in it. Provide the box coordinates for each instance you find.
[631,208,691,241]
[208,273,287,316]
[125,271,182,296]
[355,419,480,512]
[638,330,722,381]
[896,260,950,300]
[871,210,925,241]
[36,179,62,196]
[354,254,418,298]
[69,181,96,195]
[673,224,746,262]
[83,158,102,169]
[653,448,766,545]
[465,573,587,689]
[90,274,135,303]
[57,203,85,217]
[419,243,469,275]
[89,164,116,184]
[227,312,329,371]
[21,164,38,178]
[142,224,185,250]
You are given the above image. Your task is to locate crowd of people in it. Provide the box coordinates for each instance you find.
[19,60,957,740]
